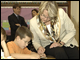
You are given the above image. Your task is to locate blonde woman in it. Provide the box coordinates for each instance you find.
[30,1,79,59]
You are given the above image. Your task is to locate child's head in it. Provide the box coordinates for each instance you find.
[15,26,33,49]
[1,27,6,41]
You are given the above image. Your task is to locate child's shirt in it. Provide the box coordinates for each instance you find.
[7,41,32,54]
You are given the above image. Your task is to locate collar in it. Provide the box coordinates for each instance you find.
[14,13,18,17]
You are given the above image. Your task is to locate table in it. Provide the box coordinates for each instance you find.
[1,56,15,59]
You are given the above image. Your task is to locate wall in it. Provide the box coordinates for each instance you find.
[1,6,39,35]
[71,1,79,45]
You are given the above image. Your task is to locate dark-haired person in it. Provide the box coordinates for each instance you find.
[8,4,28,41]
[31,9,38,17]
[7,26,40,59]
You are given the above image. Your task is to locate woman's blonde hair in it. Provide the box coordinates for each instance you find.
[38,1,58,23]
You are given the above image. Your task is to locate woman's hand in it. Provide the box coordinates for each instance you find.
[39,53,46,59]
[37,46,46,59]
[60,41,65,46]
[49,42,61,48]
[37,46,45,54]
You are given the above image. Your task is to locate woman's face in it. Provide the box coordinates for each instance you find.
[32,10,38,17]
[40,9,50,23]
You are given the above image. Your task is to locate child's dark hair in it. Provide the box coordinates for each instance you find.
[1,27,6,40]
[15,26,33,39]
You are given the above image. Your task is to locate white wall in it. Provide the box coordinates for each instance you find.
[71,1,79,45]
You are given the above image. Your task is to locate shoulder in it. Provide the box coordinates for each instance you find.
[58,8,65,13]
[19,15,24,19]
[30,16,37,24]
[7,41,14,46]
[58,8,66,17]
[8,13,14,16]
[8,13,14,18]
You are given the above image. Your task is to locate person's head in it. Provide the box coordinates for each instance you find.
[15,26,33,49]
[31,9,38,17]
[38,1,58,24]
[13,4,21,15]
[1,27,6,41]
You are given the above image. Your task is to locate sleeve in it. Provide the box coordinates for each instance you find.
[61,9,76,43]
[30,21,41,51]
[21,17,28,27]
[8,16,19,31]
[7,42,15,54]
[24,48,32,54]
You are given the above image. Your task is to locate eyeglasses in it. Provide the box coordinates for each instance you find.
[23,40,31,44]
[41,14,50,20]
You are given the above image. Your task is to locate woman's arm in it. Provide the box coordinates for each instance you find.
[60,9,76,43]
[30,22,42,50]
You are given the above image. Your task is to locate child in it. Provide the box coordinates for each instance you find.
[1,27,14,59]
[7,26,40,59]
[1,27,10,57]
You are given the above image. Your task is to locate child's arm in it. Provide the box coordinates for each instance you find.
[10,52,40,59]
[1,40,10,57]
[30,52,40,59]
